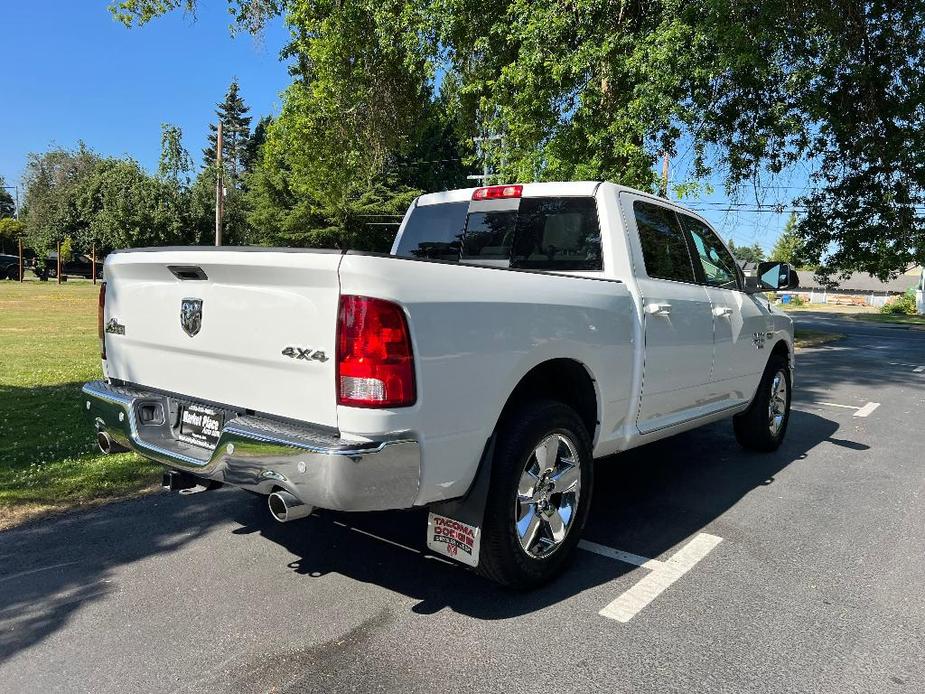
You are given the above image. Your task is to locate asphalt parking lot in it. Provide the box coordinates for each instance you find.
[1,312,923,693]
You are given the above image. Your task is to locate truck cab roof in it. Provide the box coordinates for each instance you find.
[415,181,605,206]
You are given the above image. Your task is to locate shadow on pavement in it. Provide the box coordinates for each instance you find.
[0,491,241,665]
[229,409,844,620]
[0,407,857,661]
[790,312,925,403]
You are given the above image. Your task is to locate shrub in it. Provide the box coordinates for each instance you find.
[880,289,918,315]
[789,294,806,307]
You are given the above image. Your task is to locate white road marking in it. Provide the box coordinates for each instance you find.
[914,366,925,373]
[806,401,881,418]
[853,402,881,417]
[579,540,664,570]
[596,533,723,623]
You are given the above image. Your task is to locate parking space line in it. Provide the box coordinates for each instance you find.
[801,401,881,418]
[853,402,880,417]
[579,540,664,570]
[598,533,723,623]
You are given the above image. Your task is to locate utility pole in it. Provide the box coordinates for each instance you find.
[659,151,670,198]
[18,238,23,283]
[470,134,504,185]
[215,121,224,246]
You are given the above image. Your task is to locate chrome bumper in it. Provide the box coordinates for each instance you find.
[81,380,421,511]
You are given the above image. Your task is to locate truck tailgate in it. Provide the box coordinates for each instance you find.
[103,248,342,428]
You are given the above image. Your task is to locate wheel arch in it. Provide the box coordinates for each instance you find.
[495,358,599,444]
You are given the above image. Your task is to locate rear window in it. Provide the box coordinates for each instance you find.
[395,196,603,271]
[394,201,467,260]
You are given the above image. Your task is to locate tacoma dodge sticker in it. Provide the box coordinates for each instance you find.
[426,513,481,567]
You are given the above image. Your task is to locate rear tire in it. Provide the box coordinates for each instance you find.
[477,400,593,588]
[733,354,792,452]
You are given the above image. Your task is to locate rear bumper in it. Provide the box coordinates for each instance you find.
[81,380,421,511]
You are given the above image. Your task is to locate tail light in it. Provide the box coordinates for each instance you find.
[336,295,416,408]
[472,184,523,200]
[98,281,107,359]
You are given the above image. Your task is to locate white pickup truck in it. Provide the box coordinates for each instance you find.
[82,181,797,587]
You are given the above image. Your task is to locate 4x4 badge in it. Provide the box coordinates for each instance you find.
[105,318,125,335]
[282,346,328,362]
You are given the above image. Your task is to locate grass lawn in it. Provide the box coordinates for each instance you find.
[0,280,160,530]
[793,329,844,349]
[779,302,878,314]
[780,301,925,327]
[854,313,925,327]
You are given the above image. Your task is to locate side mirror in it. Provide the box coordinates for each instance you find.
[754,262,798,291]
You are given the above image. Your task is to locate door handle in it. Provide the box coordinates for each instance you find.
[713,306,733,318]
[645,302,672,316]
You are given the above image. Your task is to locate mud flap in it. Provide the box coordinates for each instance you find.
[425,435,496,568]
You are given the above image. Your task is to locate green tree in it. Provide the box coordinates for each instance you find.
[770,214,809,269]
[21,143,197,256]
[0,176,15,218]
[729,241,766,265]
[158,123,194,185]
[0,218,26,254]
[241,114,271,176]
[203,79,252,180]
[75,157,193,251]
[111,0,925,275]
[21,144,102,255]
[188,164,251,245]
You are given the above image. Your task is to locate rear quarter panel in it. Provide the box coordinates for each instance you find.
[337,253,636,505]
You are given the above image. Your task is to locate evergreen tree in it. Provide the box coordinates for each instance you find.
[203,79,252,181]
[729,241,766,265]
[770,214,809,269]
[0,175,15,218]
[241,115,271,176]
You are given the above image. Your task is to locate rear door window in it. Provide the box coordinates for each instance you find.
[633,201,696,283]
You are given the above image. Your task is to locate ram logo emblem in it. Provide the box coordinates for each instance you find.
[180,298,203,337]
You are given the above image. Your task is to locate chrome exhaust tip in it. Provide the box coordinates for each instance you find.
[268,491,313,523]
[97,431,115,454]
[96,430,128,455]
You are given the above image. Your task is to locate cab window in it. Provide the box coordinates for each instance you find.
[633,201,696,283]
[679,214,740,290]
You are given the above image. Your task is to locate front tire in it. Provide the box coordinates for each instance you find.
[734,354,792,451]
[477,400,593,588]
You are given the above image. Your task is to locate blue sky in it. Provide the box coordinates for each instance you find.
[1,2,795,251]
[0,2,290,187]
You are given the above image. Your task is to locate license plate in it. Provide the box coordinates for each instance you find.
[178,404,223,449]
